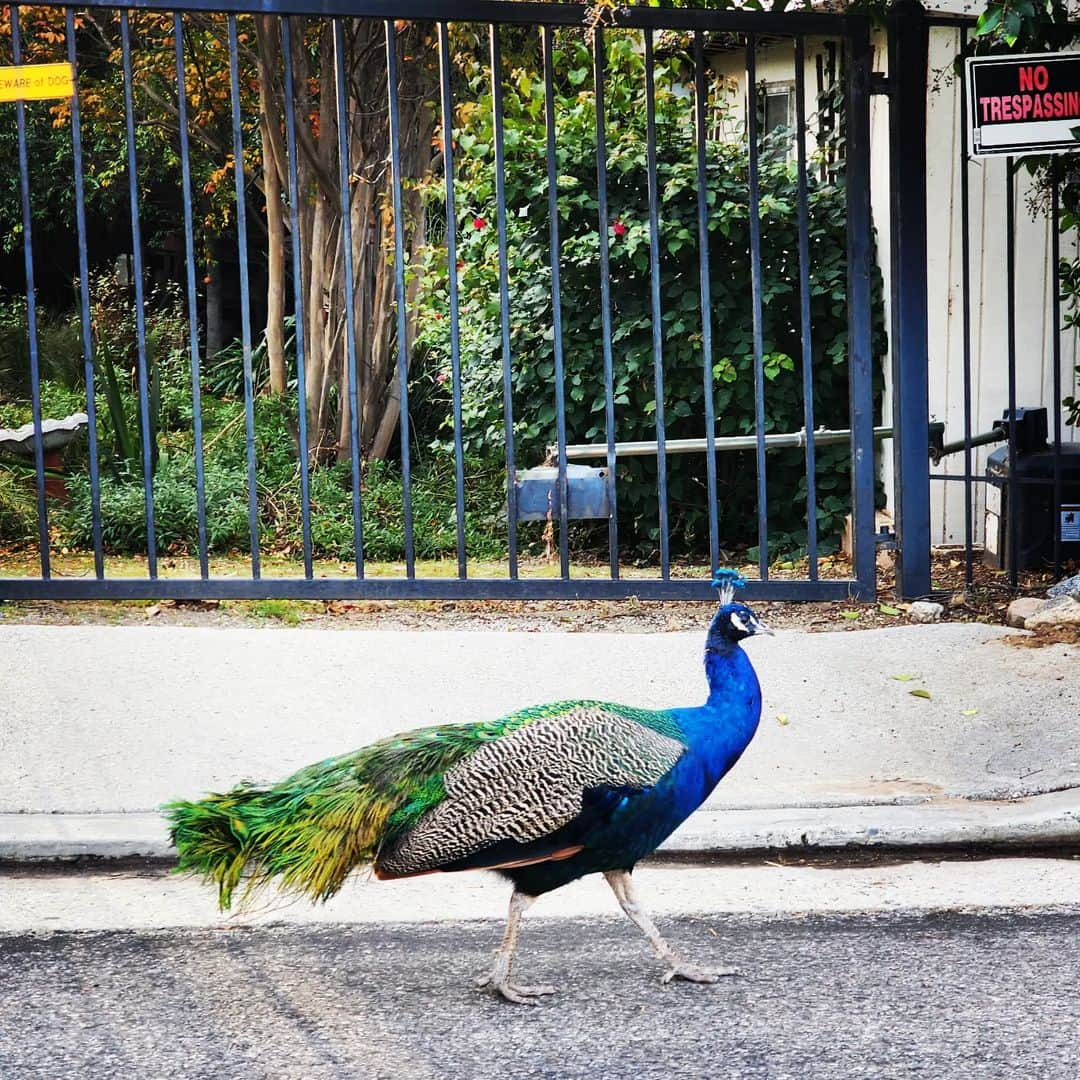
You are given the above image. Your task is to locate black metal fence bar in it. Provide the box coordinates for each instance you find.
[12,6,49,579]
[333,16,364,578]
[542,22,570,580]
[66,6,104,579]
[1050,160,1063,579]
[693,30,719,578]
[593,25,619,579]
[958,26,974,588]
[384,18,416,578]
[173,12,210,579]
[120,10,158,577]
[643,29,670,580]
[1005,158,1018,587]
[68,0,852,36]
[793,35,819,581]
[281,15,314,578]
[745,34,769,579]
[845,17,876,598]
[489,23,519,579]
[227,12,261,577]
[437,20,468,579]
[0,576,863,602]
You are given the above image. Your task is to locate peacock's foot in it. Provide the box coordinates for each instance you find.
[660,961,741,985]
[475,969,558,1005]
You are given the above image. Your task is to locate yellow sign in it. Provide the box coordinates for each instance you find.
[0,63,75,103]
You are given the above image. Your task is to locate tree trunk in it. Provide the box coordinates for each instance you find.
[251,16,436,461]
[256,15,287,394]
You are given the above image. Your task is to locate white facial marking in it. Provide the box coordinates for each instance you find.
[730,612,748,635]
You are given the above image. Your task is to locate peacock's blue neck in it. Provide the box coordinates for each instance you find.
[704,641,758,708]
[687,641,763,767]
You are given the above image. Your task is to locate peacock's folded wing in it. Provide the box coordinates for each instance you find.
[374,702,686,878]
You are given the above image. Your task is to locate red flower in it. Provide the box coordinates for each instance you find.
[456,260,465,271]
[436,372,449,385]
[472,216,488,230]
[612,220,627,237]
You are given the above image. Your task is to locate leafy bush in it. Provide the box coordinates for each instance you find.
[64,454,253,553]
[0,460,39,543]
[416,33,886,560]
[0,297,86,396]
[49,386,505,561]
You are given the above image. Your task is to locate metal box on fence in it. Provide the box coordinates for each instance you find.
[984,443,1080,571]
[514,464,610,522]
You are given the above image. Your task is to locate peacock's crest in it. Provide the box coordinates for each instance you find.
[711,568,748,607]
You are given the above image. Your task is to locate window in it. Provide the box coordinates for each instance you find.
[761,81,795,135]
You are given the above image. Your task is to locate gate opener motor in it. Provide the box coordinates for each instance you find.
[932,406,1080,571]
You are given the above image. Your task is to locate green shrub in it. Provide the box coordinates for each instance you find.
[0,461,39,543]
[416,33,886,561]
[64,454,253,553]
[0,298,86,396]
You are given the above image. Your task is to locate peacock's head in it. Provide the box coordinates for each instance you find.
[706,569,772,649]
[707,602,773,648]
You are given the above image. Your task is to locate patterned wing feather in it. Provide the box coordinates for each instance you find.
[375,704,685,877]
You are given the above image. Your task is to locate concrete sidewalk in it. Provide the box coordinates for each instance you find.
[1,621,1077,859]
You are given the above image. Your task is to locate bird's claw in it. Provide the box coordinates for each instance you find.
[661,962,740,985]
[475,971,557,1005]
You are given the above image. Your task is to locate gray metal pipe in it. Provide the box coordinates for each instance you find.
[555,425,897,461]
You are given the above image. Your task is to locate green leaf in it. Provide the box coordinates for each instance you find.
[909,689,932,700]
[960,708,979,717]
[879,604,902,616]
[974,5,1003,36]
[841,610,860,620]
[891,673,918,682]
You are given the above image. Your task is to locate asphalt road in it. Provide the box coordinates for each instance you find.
[2,909,1078,1080]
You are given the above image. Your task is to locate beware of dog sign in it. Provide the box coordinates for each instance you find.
[967,52,1080,157]
[0,62,74,103]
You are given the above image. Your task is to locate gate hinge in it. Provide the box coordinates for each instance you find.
[875,526,898,550]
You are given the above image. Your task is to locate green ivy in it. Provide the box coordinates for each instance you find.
[415,33,886,561]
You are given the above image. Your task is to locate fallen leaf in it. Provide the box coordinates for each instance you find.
[960,708,979,717]
[841,610,860,620]
[145,604,161,618]
[776,713,790,726]
[909,688,932,700]
[891,673,918,682]
[879,604,902,616]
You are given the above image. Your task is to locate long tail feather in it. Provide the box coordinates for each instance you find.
[163,719,509,909]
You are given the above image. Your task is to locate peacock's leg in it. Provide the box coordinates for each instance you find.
[603,869,739,985]
[475,889,558,1005]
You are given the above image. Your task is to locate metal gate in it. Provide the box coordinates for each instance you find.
[0,1,878,602]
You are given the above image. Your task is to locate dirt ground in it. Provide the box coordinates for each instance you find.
[0,549,1073,638]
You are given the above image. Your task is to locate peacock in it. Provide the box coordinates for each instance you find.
[165,571,770,1004]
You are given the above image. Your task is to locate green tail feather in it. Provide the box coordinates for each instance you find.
[163,715,528,909]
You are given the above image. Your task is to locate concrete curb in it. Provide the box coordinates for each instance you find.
[4,789,1079,863]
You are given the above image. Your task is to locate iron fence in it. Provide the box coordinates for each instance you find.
[0,0,878,601]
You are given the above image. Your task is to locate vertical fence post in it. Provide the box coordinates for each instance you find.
[887,0,931,599]
[847,15,876,600]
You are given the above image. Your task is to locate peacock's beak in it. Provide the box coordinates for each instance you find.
[751,616,774,636]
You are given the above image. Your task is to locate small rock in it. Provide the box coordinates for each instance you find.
[1005,597,1043,628]
[1047,572,1080,600]
[1025,595,1080,629]
[908,601,944,623]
